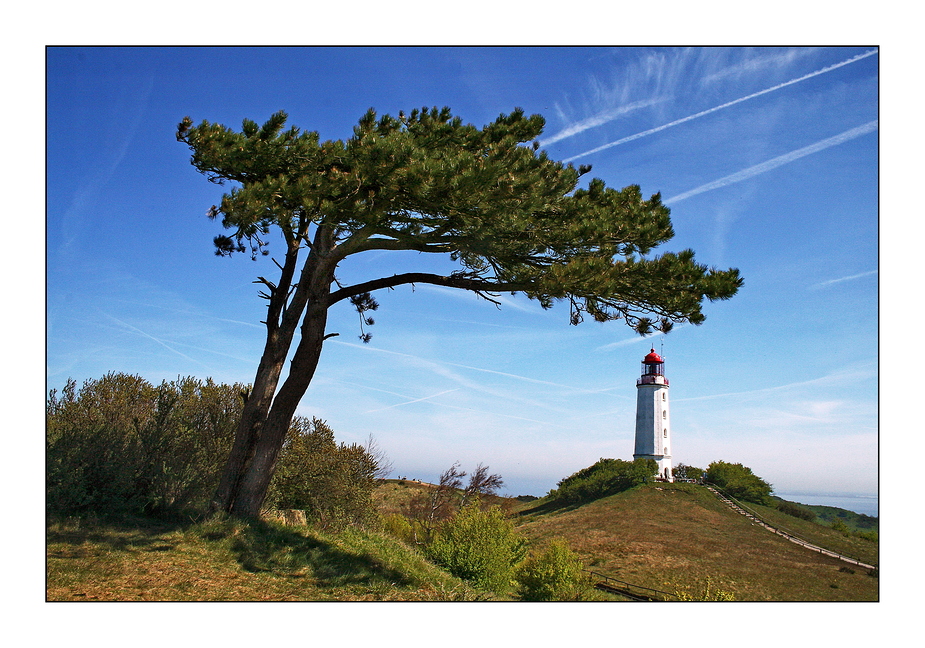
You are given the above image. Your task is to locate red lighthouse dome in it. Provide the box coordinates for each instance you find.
[638,348,667,385]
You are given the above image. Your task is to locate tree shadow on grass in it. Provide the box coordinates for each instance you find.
[46,514,187,556]
[48,512,415,591]
[200,517,414,589]
[516,499,586,517]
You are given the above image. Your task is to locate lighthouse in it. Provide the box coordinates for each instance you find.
[633,348,673,481]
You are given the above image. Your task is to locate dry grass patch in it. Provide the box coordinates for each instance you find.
[515,483,878,601]
[47,514,479,601]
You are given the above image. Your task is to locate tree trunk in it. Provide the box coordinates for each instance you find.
[229,295,332,517]
[207,340,287,514]
[210,227,337,518]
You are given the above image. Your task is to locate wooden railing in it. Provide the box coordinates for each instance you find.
[705,485,877,572]
[585,570,678,601]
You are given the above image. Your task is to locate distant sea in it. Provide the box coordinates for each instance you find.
[776,493,878,518]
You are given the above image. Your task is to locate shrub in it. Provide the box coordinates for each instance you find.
[380,514,413,543]
[265,417,379,529]
[830,519,850,534]
[546,458,657,505]
[516,540,588,601]
[426,504,526,592]
[706,461,773,505]
[672,463,704,481]
[775,499,816,521]
[46,373,244,515]
[47,374,380,525]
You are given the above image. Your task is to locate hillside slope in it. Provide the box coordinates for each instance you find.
[46,514,481,601]
[515,482,878,601]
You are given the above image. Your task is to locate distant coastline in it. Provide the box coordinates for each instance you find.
[776,492,878,517]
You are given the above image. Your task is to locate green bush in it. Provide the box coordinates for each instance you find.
[672,463,704,481]
[775,499,816,521]
[265,417,379,529]
[47,374,380,525]
[546,458,657,505]
[46,373,244,515]
[706,461,773,505]
[426,504,526,593]
[381,513,414,543]
[516,540,588,601]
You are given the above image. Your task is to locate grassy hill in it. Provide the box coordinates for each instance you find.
[47,480,878,601]
[373,478,516,517]
[515,482,878,601]
[46,513,481,601]
[798,502,878,534]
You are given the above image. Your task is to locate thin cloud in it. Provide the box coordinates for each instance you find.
[596,328,680,352]
[109,297,265,329]
[561,49,878,162]
[332,377,559,426]
[664,121,878,204]
[701,47,820,85]
[364,388,460,413]
[540,97,665,147]
[675,364,875,403]
[100,312,211,369]
[334,340,596,393]
[810,270,878,290]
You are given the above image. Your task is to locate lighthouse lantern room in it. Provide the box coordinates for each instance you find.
[633,348,673,481]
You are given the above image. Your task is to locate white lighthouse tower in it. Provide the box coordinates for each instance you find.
[633,348,673,481]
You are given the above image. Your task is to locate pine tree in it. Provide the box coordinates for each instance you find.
[177,106,743,517]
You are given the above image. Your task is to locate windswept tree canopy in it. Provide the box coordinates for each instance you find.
[177,106,742,517]
[178,107,741,336]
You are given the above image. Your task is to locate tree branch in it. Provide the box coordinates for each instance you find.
[327,272,527,306]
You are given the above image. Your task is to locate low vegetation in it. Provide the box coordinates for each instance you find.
[730,497,878,567]
[425,504,526,592]
[47,513,481,601]
[515,540,591,601]
[47,372,877,601]
[46,373,243,515]
[47,373,379,525]
[803,503,878,536]
[705,460,773,505]
[516,481,877,601]
[774,498,817,521]
[266,417,378,529]
[542,457,658,507]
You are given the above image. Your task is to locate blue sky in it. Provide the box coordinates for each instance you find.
[46,46,879,501]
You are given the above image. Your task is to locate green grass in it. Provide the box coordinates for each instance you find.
[736,498,878,567]
[515,482,878,601]
[47,481,879,601]
[46,513,482,601]
[799,502,879,534]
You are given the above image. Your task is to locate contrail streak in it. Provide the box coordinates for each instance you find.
[334,340,601,393]
[664,120,878,203]
[101,312,206,366]
[810,270,878,289]
[364,389,460,413]
[561,49,878,162]
[336,378,555,425]
[540,98,665,146]
[674,364,875,403]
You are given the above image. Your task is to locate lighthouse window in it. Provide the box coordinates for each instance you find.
[663,428,668,437]
[662,393,666,401]
[662,410,667,419]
